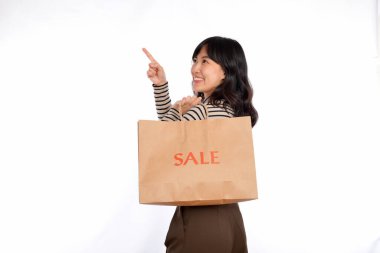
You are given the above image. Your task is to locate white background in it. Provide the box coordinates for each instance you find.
[1,0,380,252]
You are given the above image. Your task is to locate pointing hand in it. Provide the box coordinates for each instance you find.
[142,48,167,86]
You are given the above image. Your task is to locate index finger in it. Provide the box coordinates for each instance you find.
[142,48,157,63]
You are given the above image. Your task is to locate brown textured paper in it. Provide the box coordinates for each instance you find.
[138,116,258,206]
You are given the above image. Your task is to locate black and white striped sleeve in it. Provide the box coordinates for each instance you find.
[182,104,207,121]
[159,103,208,122]
[153,83,234,121]
[161,108,181,121]
[160,104,207,122]
[206,103,234,118]
[153,83,172,120]
[182,102,233,121]
[160,102,234,122]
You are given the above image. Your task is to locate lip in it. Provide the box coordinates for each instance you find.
[193,77,204,83]
[193,81,203,87]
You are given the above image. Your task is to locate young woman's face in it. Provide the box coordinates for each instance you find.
[191,46,225,98]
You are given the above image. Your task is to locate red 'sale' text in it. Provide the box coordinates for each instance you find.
[174,151,220,166]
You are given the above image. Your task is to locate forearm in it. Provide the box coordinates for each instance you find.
[153,82,172,120]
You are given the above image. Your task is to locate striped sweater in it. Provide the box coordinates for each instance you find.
[153,83,234,121]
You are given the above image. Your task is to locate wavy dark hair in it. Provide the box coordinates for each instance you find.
[192,36,258,127]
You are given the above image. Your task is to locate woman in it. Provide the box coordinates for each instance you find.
[143,36,258,253]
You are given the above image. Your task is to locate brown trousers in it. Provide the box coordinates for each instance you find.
[165,203,248,253]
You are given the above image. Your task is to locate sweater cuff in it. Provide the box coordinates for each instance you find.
[169,107,181,119]
[152,81,168,88]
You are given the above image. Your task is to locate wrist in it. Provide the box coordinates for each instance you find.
[152,81,168,86]
[172,103,179,111]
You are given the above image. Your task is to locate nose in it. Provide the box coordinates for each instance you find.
[191,61,200,75]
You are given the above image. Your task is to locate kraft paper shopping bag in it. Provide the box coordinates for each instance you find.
[138,116,258,206]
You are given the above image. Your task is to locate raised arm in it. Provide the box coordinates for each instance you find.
[143,48,204,121]
[143,48,173,119]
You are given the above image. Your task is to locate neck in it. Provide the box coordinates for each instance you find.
[202,96,210,103]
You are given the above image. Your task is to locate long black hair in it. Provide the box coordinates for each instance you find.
[192,36,258,127]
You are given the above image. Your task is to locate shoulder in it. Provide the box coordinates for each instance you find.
[184,104,208,120]
[205,100,234,118]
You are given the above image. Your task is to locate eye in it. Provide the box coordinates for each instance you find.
[192,57,197,63]
[202,59,208,64]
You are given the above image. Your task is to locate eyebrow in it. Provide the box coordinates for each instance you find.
[194,56,210,59]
